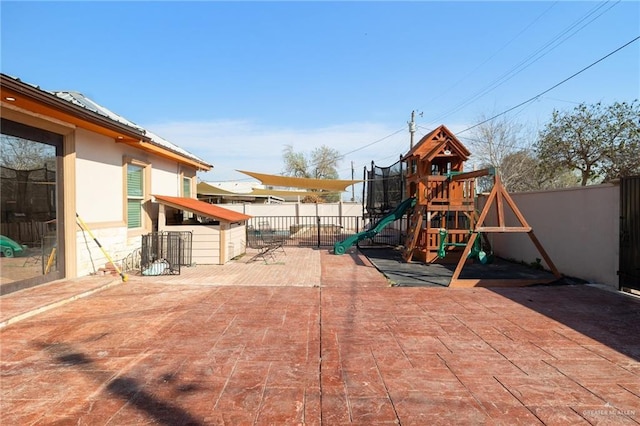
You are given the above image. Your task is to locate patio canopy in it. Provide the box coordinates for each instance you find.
[153,195,252,222]
[197,182,318,200]
[237,170,362,192]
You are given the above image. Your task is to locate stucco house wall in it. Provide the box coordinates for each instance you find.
[75,129,124,223]
[71,127,205,277]
[480,183,619,288]
[1,74,212,289]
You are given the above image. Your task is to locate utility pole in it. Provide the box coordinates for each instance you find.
[351,161,355,202]
[408,110,422,150]
[409,110,416,149]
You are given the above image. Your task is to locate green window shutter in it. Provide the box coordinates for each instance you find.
[183,177,191,197]
[127,165,143,197]
[127,200,142,228]
[127,164,144,228]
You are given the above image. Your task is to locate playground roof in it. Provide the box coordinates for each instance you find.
[237,170,362,192]
[402,124,470,162]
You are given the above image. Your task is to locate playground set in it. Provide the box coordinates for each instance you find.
[334,124,561,287]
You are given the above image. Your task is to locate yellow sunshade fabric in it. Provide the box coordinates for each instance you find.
[249,188,319,198]
[237,170,361,192]
[196,182,237,196]
[197,182,318,199]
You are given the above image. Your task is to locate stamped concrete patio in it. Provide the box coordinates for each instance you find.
[1,247,639,425]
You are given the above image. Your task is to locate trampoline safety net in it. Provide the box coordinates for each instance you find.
[365,159,405,217]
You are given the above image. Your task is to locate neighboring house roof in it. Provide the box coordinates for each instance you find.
[237,170,362,192]
[1,73,212,171]
[402,124,471,162]
[153,194,252,222]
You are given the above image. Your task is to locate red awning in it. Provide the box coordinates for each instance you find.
[153,195,252,222]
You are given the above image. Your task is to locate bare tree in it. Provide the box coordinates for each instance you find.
[1,135,54,170]
[282,145,309,178]
[281,144,342,202]
[283,144,341,179]
[310,145,340,179]
[467,115,539,192]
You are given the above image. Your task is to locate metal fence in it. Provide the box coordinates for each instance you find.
[247,216,407,248]
[620,176,640,290]
[140,231,192,275]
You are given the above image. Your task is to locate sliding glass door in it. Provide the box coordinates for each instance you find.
[1,118,63,293]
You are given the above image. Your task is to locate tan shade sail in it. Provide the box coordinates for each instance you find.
[237,170,362,192]
[196,182,238,196]
[249,188,320,198]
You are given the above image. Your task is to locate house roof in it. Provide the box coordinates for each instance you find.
[52,91,211,169]
[153,195,252,222]
[237,170,362,192]
[402,124,471,162]
[1,73,212,171]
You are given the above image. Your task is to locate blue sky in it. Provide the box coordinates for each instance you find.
[2,1,638,193]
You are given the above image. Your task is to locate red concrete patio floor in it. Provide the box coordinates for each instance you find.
[1,247,639,425]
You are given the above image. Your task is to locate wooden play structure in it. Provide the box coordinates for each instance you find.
[401,125,561,287]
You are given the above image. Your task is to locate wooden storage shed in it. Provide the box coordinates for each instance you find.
[153,195,252,265]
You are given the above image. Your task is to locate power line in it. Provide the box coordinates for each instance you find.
[458,35,640,135]
[339,127,406,158]
[419,1,559,110]
[427,1,620,126]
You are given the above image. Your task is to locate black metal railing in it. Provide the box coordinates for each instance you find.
[140,231,192,275]
[247,216,406,247]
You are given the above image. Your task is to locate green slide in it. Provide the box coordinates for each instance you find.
[333,197,416,255]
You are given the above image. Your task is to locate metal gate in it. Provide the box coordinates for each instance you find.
[248,216,363,247]
[140,231,192,275]
[619,176,640,290]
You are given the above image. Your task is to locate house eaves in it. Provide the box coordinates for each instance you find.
[0,74,213,171]
[1,73,148,142]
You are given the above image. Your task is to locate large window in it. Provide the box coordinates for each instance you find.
[1,118,63,290]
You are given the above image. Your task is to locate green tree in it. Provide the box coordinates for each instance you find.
[535,101,640,186]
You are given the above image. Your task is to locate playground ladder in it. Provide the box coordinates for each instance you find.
[402,205,425,262]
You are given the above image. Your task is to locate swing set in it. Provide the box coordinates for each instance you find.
[400,125,561,287]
